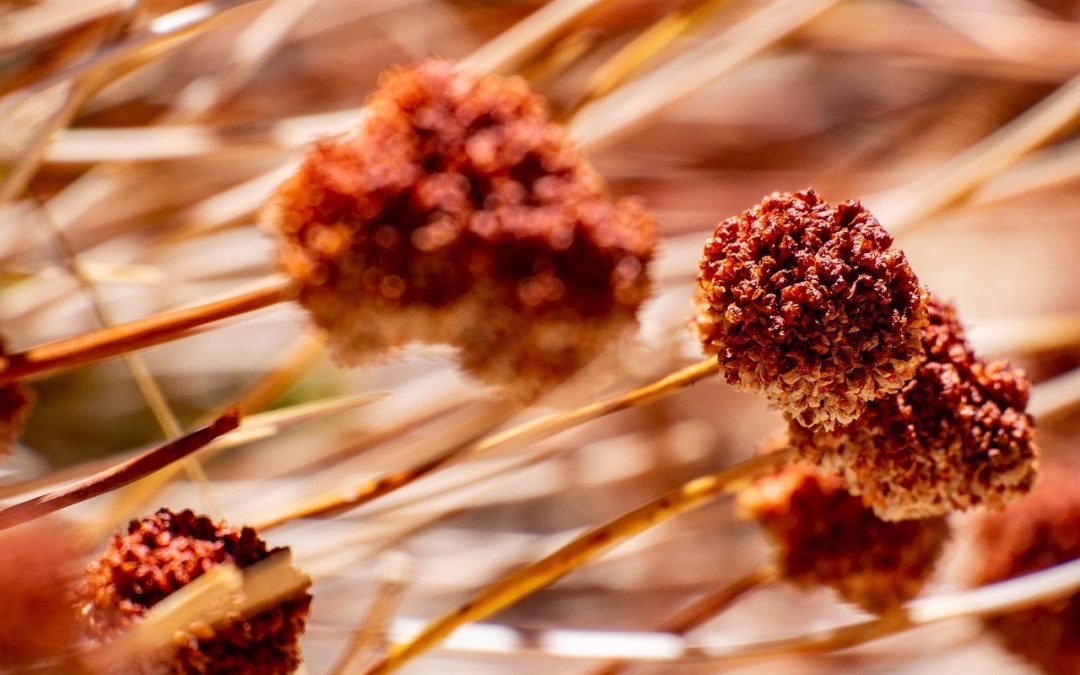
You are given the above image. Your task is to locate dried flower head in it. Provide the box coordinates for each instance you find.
[0,339,31,458]
[695,189,927,431]
[265,58,657,400]
[791,297,1038,520]
[738,438,949,615]
[77,509,311,675]
[975,460,1080,674]
[0,518,82,668]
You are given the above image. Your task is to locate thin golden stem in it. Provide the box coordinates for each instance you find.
[329,551,415,675]
[257,358,719,530]
[362,448,793,675]
[588,565,779,675]
[0,408,240,531]
[0,278,294,384]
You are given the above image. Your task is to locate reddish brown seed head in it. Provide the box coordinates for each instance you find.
[738,445,949,615]
[791,297,1038,520]
[695,189,927,431]
[0,518,83,668]
[0,339,31,458]
[974,460,1080,674]
[77,509,311,675]
[265,58,657,400]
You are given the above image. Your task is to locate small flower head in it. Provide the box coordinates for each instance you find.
[738,438,949,615]
[0,518,81,667]
[695,189,927,431]
[77,509,311,675]
[0,340,31,458]
[265,58,657,400]
[791,297,1038,520]
[974,460,1080,673]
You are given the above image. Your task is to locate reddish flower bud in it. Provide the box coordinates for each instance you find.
[77,509,311,675]
[738,439,949,615]
[791,297,1038,520]
[265,59,657,400]
[695,189,927,431]
[975,460,1080,674]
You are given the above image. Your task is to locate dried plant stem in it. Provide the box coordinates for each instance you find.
[362,448,793,675]
[462,0,610,75]
[329,551,415,675]
[588,565,779,675]
[878,73,1080,233]
[0,408,240,531]
[568,0,841,152]
[0,278,294,384]
[566,0,729,117]
[257,358,719,530]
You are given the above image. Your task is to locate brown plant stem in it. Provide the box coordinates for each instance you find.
[0,408,240,531]
[362,447,793,675]
[588,565,779,675]
[257,358,720,530]
[0,279,294,384]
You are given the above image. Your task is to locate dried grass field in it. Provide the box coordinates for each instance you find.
[2,0,1080,673]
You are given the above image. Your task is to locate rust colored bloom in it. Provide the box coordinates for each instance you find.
[738,446,949,615]
[0,518,82,667]
[0,339,31,458]
[265,58,657,400]
[975,460,1080,674]
[695,189,927,431]
[77,509,311,675]
[791,297,1038,520]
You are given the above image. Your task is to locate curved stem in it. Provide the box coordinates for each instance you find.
[362,448,793,674]
[0,279,294,384]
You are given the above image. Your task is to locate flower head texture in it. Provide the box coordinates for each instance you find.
[265,58,657,400]
[77,509,311,675]
[975,460,1080,674]
[791,297,1038,520]
[738,448,949,615]
[0,518,81,667]
[695,189,927,431]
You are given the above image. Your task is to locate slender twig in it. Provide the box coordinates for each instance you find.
[329,551,415,675]
[0,278,294,384]
[588,565,779,675]
[0,408,240,531]
[257,358,719,530]
[362,448,793,674]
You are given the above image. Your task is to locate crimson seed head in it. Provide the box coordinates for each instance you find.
[0,340,31,458]
[695,189,927,431]
[738,441,949,615]
[791,297,1038,521]
[77,509,311,675]
[975,460,1080,673]
[265,58,657,400]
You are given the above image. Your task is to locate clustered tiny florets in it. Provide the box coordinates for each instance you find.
[695,189,927,431]
[265,58,657,400]
[0,339,31,458]
[77,509,311,675]
[790,297,1038,521]
[738,440,949,615]
[975,460,1080,674]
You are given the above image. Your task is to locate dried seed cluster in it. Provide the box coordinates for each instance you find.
[975,460,1080,674]
[0,340,31,458]
[77,509,311,675]
[791,297,1038,520]
[738,447,949,615]
[266,58,657,400]
[695,189,927,431]
[0,518,81,667]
